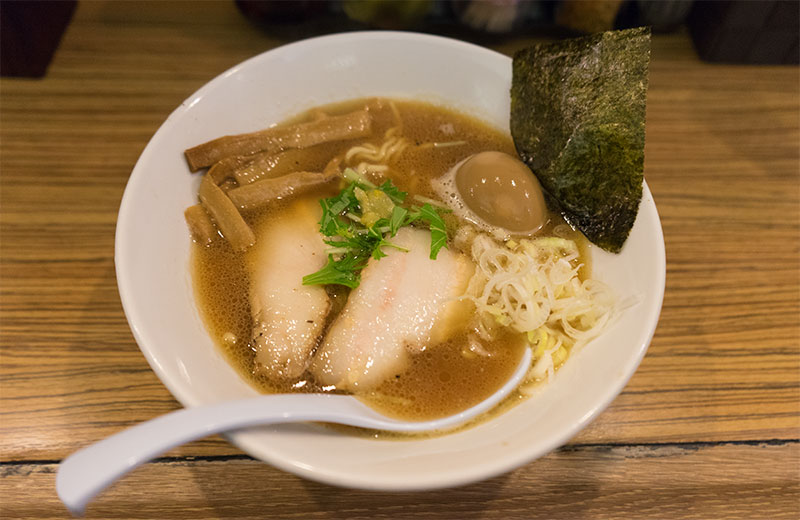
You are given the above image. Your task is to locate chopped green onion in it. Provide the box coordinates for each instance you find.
[342,167,376,189]
[412,194,449,209]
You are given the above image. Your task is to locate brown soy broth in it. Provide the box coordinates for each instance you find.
[364,329,527,421]
[191,239,252,366]
[190,97,589,425]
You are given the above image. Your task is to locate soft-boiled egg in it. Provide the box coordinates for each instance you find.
[432,151,548,238]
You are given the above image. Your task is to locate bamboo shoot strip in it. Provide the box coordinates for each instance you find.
[207,155,250,184]
[184,109,372,171]
[227,170,340,211]
[184,204,218,245]
[323,156,342,176]
[233,148,333,185]
[208,147,339,186]
[198,174,255,251]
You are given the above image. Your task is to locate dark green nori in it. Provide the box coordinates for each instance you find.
[511,27,650,253]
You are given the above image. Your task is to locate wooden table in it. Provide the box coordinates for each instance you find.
[2,2,798,518]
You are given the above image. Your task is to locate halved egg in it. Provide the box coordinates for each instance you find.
[432,151,548,238]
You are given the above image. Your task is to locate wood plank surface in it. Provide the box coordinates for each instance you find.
[1,1,798,518]
[2,443,797,520]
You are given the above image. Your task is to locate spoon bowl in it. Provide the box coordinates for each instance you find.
[56,348,531,515]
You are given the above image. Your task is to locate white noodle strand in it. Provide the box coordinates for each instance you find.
[464,234,617,386]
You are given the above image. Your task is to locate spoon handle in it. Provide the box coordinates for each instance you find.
[56,348,531,515]
[55,394,373,515]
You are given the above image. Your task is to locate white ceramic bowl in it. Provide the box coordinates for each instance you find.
[116,31,665,490]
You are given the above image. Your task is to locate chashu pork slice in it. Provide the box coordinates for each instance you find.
[246,198,329,380]
[310,227,474,392]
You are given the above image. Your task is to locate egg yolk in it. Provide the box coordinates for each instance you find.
[454,151,548,233]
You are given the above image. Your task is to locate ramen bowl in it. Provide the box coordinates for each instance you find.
[115,31,665,490]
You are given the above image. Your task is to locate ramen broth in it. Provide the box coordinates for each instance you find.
[191,98,589,421]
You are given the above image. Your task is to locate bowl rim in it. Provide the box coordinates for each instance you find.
[115,30,666,491]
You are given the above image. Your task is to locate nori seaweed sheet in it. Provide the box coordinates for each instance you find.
[511,27,650,253]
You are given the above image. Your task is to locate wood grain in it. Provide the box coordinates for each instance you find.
[1,1,798,518]
[2,443,797,519]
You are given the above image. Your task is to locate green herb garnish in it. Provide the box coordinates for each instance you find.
[410,203,448,260]
[302,168,449,288]
[300,254,364,288]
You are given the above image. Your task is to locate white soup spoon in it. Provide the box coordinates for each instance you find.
[57,348,531,515]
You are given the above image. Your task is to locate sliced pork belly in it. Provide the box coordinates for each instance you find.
[246,198,329,380]
[310,227,474,392]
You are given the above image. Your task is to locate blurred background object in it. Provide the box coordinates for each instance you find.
[616,0,694,33]
[342,0,434,29]
[0,0,76,77]
[234,0,335,36]
[555,0,625,34]
[451,0,529,34]
[687,0,799,64]
[234,0,798,65]
[1,0,797,78]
